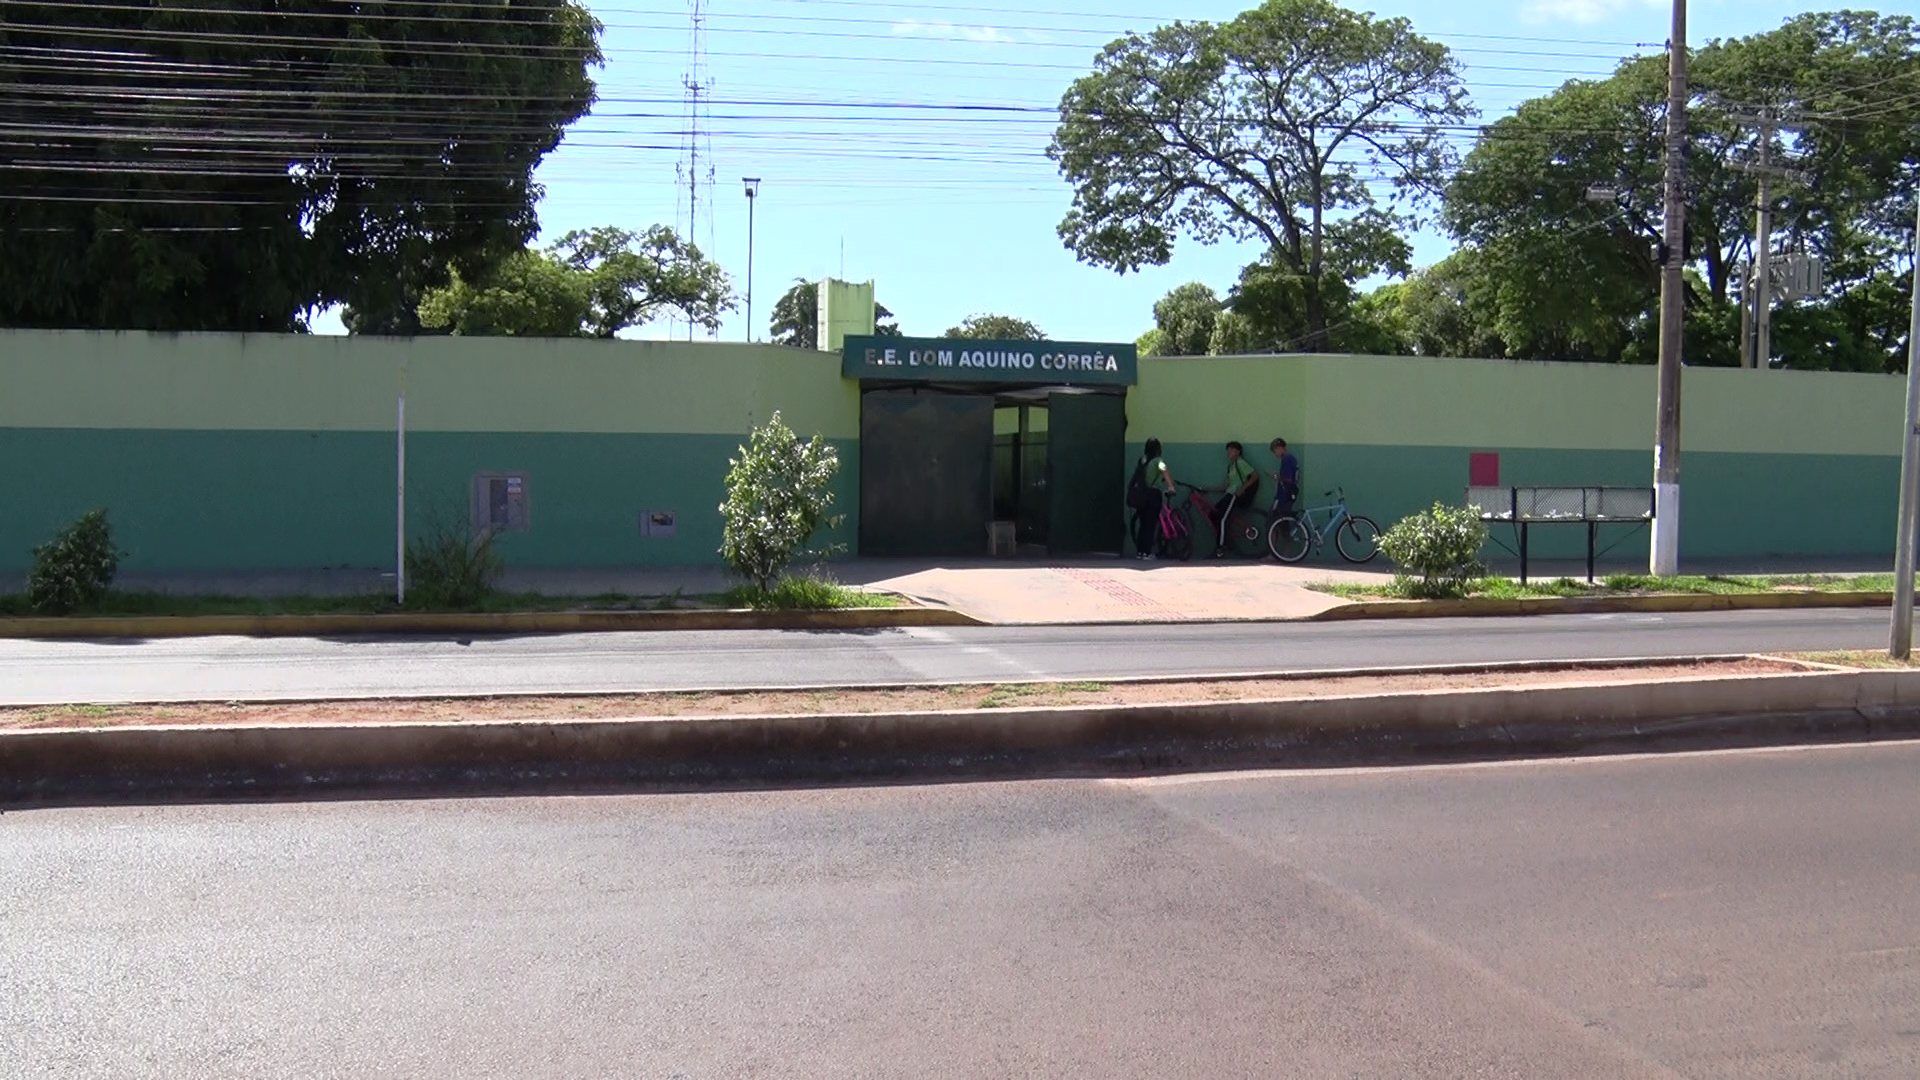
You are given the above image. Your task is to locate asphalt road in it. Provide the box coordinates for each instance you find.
[6,741,1920,1078]
[0,607,1889,705]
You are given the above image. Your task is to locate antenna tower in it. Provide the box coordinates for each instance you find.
[675,0,717,341]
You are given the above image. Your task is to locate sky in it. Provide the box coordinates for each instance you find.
[311,0,1825,343]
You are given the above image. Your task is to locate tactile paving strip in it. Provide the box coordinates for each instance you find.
[1054,568,1182,620]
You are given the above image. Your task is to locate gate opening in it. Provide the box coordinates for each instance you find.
[859,382,1125,559]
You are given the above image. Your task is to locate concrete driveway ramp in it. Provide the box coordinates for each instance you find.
[871,564,1370,624]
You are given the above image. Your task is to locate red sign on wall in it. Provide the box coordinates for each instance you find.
[1469,453,1500,487]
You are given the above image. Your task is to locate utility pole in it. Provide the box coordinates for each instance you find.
[1890,194,1920,659]
[395,361,407,607]
[1738,268,1755,369]
[1754,119,1775,372]
[1651,0,1688,577]
[742,177,761,343]
[1734,109,1780,371]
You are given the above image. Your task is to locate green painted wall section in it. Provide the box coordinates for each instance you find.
[0,330,1907,571]
[0,331,858,438]
[1134,353,1904,456]
[1138,439,1896,559]
[0,428,858,574]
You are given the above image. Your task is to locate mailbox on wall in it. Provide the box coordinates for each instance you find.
[471,472,531,535]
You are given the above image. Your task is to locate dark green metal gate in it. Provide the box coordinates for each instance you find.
[1045,391,1126,555]
[858,390,994,557]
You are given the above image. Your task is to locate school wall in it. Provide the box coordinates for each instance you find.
[0,331,859,575]
[1127,353,1903,560]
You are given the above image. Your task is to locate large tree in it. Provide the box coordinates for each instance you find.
[1444,12,1920,370]
[0,0,600,333]
[416,227,732,338]
[767,279,900,348]
[945,314,1047,340]
[1049,0,1471,351]
[1147,283,1222,357]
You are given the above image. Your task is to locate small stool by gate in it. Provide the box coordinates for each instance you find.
[1465,486,1655,583]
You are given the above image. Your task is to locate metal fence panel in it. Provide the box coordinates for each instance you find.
[1468,485,1654,522]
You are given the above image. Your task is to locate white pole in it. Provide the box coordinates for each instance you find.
[396,365,407,606]
[1890,194,1920,659]
[1649,0,1687,578]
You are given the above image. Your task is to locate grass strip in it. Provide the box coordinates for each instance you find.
[1315,573,1905,602]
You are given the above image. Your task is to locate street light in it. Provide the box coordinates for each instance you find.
[742,177,761,342]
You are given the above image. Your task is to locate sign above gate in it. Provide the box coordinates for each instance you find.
[841,336,1137,387]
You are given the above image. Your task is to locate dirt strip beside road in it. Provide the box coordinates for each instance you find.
[3,658,1798,730]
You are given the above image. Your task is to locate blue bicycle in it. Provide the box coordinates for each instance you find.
[1267,487,1381,564]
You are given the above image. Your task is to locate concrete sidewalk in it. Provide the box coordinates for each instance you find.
[20,553,1896,627]
[68,558,1386,625]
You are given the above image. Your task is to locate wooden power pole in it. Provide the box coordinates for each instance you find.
[1651,0,1688,577]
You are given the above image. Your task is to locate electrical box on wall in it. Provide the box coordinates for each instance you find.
[471,472,531,534]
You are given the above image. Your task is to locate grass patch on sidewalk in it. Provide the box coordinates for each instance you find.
[0,578,902,619]
[0,589,738,619]
[1783,650,1920,670]
[720,576,900,612]
[1314,573,1902,602]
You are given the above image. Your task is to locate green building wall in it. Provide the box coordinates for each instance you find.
[1126,354,1903,560]
[0,331,859,574]
[0,330,1905,574]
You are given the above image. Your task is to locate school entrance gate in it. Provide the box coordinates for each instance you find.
[844,336,1137,558]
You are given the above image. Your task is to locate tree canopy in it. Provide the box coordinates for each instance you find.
[767,279,900,348]
[1146,283,1222,357]
[415,226,733,338]
[1112,9,1918,372]
[0,0,601,333]
[945,314,1048,340]
[1051,0,1470,350]
[1441,11,1920,370]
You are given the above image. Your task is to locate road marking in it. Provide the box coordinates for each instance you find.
[899,627,1046,679]
[1115,737,1920,787]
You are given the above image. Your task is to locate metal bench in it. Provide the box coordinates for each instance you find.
[1466,486,1655,583]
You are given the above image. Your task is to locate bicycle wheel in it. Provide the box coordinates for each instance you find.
[1268,515,1311,563]
[1336,515,1382,563]
[1164,511,1194,562]
[1228,513,1266,558]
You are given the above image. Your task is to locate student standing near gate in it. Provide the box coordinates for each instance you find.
[1269,438,1300,520]
[1208,441,1259,557]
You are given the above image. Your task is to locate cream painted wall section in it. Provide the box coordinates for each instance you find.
[1132,352,1902,457]
[0,331,859,438]
[1683,366,1902,457]
[1296,355,1654,451]
[1128,354,1309,444]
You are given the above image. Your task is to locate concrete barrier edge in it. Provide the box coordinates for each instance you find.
[8,667,1920,805]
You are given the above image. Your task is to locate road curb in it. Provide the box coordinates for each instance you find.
[8,664,1920,805]
[1311,590,1893,621]
[0,605,984,640]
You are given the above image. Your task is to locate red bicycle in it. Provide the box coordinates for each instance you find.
[1157,482,1268,560]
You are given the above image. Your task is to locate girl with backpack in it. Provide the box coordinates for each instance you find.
[1127,438,1173,559]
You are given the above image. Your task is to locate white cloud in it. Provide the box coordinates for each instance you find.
[890,20,1025,45]
[1517,0,1660,26]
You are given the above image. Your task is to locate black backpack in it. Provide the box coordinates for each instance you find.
[1126,456,1151,509]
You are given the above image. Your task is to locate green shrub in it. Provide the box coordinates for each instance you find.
[28,509,122,614]
[1379,502,1489,599]
[719,411,845,592]
[405,505,503,610]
